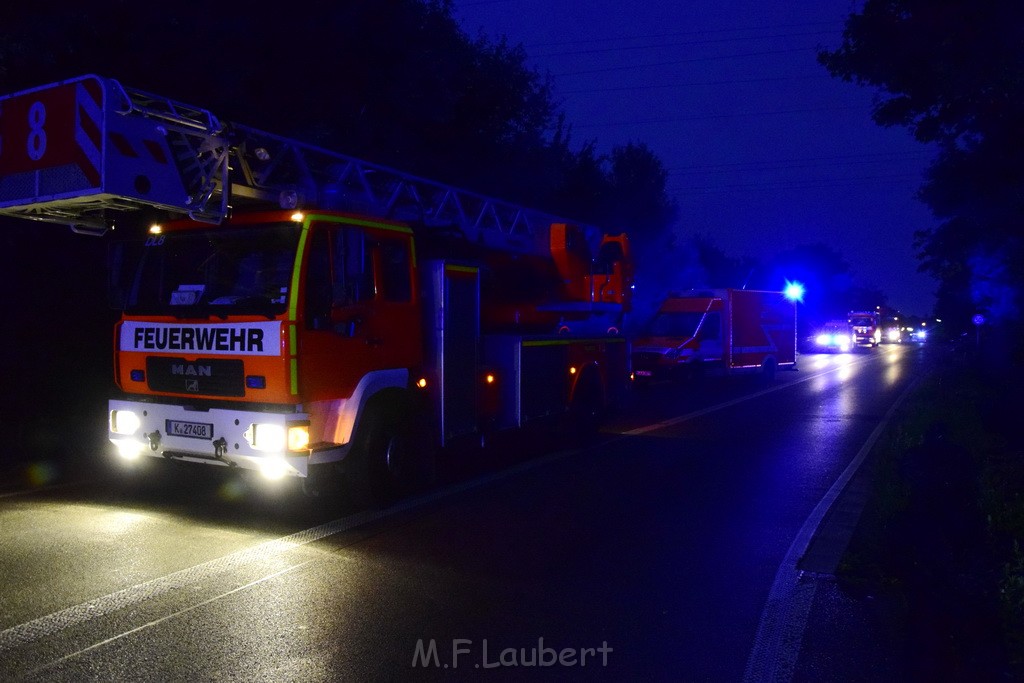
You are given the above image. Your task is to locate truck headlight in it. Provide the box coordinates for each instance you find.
[246,423,286,452]
[110,410,141,435]
[245,423,310,453]
[113,438,144,460]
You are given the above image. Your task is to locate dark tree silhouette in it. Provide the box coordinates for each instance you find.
[820,0,1024,346]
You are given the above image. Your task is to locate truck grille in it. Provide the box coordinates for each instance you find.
[146,357,245,397]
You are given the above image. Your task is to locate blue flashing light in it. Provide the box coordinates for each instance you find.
[784,280,805,303]
[245,375,267,390]
[130,369,145,382]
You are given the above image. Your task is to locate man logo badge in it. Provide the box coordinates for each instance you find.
[185,379,199,392]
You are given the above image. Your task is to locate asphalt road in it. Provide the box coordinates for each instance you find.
[0,344,930,681]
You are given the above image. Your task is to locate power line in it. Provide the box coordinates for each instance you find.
[569,104,867,128]
[557,73,826,95]
[552,46,815,78]
[525,22,842,48]
[669,173,926,194]
[531,29,837,59]
[668,152,934,175]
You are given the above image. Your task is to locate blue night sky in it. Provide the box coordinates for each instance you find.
[454,0,939,316]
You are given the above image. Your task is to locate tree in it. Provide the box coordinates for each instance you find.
[819,0,1024,342]
[0,1,677,242]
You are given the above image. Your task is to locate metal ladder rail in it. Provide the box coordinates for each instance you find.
[109,79,605,253]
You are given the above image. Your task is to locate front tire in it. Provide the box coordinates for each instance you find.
[351,394,435,505]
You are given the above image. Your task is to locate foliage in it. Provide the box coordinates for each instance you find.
[0,0,676,240]
[819,0,1024,340]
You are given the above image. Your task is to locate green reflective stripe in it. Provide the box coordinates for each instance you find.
[445,265,479,274]
[305,213,413,234]
[288,222,310,321]
[290,357,299,395]
[522,337,626,347]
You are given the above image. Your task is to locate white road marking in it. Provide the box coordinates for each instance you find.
[0,350,887,672]
[742,371,924,683]
[23,561,313,678]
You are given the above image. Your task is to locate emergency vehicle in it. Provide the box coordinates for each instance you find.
[630,289,796,383]
[848,310,881,347]
[809,319,853,353]
[0,74,633,500]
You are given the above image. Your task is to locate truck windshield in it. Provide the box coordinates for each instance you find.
[850,316,874,327]
[648,311,705,338]
[115,223,301,317]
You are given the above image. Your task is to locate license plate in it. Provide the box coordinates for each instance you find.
[166,419,214,440]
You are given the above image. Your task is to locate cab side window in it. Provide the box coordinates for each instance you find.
[334,228,374,306]
[305,225,373,329]
[375,237,412,302]
[700,312,721,341]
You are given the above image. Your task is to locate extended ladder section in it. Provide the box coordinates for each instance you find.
[0,74,601,257]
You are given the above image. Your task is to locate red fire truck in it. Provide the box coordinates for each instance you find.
[0,75,633,501]
[630,289,796,383]
[848,310,881,347]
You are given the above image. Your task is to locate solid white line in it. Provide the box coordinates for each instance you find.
[742,371,925,683]
[23,560,314,678]
[0,445,575,654]
[0,351,882,663]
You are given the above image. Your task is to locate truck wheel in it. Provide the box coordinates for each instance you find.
[353,396,435,505]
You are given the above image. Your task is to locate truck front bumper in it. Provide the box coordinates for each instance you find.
[107,399,311,478]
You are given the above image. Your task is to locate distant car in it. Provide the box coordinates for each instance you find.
[808,320,852,353]
[906,327,928,343]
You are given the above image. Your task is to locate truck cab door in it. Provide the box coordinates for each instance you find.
[697,311,723,362]
[299,221,421,402]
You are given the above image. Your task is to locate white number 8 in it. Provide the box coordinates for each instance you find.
[27,101,47,161]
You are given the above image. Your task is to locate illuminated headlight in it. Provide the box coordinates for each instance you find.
[259,456,289,480]
[874,330,882,342]
[246,423,286,452]
[245,423,310,453]
[815,333,831,345]
[888,329,901,342]
[113,438,144,460]
[110,410,141,435]
[838,339,851,351]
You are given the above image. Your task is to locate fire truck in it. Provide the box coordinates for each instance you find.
[848,310,881,347]
[630,289,796,383]
[0,75,633,500]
